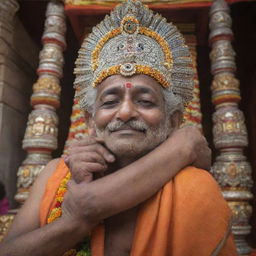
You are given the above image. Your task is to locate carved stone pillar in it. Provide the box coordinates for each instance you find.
[15,1,66,203]
[0,0,19,44]
[209,0,253,255]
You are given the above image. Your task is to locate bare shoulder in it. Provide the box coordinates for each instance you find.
[4,158,61,241]
[34,158,61,185]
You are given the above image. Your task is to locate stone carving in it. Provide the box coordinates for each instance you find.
[42,2,66,48]
[46,1,66,19]
[209,0,253,254]
[228,201,253,256]
[212,108,248,148]
[23,108,58,150]
[210,41,235,62]
[15,152,51,203]
[211,154,253,188]
[229,202,253,225]
[15,1,66,203]
[211,73,241,105]
[0,214,15,242]
[15,164,45,202]
[209,12,232,29]
[39,45,64,66]
[25,110,58,137]
[44,16,66,35]
[33,77,61,94]
[32,77,61,108]
[211,73,239,91]
[210,41,236,74]
[0,0,19,33]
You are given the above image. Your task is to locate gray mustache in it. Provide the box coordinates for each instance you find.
[107,120,149,132]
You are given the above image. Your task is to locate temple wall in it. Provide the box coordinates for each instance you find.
[0,13,39,208]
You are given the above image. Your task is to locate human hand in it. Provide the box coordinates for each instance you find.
[61,179,99,230]
[169,126,212,170]
[64,136,115,184]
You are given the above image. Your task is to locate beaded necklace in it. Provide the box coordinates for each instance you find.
[47,172,91,256]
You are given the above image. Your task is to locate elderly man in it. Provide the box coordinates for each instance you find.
[0,1,237,255]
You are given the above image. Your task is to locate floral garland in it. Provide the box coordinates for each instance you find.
[47,172,91,256]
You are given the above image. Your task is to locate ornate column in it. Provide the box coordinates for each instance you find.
[15,0,66,204]
[209,0,253,255]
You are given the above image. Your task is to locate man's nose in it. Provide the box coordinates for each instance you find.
[116,99,138,122]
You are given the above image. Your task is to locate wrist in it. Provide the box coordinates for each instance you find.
[58,215,94,238]
[166,136,195,166]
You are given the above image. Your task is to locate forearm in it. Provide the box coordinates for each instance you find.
[0,217,89,256]
[83,137,191,220]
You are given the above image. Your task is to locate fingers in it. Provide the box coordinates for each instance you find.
[67,137,115,163]
[65,152,108,171]
[67,151,107,166]
[67,160,106,184]
[71,159,107,173]
[65,145,115,165]
[91,144,115,162]
[62,136,116,184]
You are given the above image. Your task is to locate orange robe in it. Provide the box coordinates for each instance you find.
[40,159,237,256]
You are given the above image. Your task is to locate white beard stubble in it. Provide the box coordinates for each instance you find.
[95,118,172,159]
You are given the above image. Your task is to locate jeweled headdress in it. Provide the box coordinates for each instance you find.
[74,0,194,111]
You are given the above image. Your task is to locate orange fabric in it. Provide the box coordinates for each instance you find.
[91,224,104,256]
[40,159,69,226]
[131,167,237,256]
[40,161,237,255]
[91,167,237,256]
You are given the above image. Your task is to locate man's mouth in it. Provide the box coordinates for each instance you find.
[107,120,148,134]
[111,126,146,134]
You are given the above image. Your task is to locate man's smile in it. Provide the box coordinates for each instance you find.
[110,126,146,135]
[106,120,148,133]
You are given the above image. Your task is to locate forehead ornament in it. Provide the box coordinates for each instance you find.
[120,63,136,76]
[124,82,133,89]
[74,0,194,111]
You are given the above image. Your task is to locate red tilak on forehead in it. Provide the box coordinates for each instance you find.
[124,82,133,88]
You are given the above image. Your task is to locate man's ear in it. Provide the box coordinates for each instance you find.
[169,110,183,130]
[87,113,96,136]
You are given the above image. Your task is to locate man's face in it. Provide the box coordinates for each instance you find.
[91,74,173,158]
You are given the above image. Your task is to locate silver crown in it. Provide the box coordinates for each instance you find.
[74,0,194,111]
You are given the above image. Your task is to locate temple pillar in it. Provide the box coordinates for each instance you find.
[15,0,66,204]
[0,0,41,240]
[0,0,40,208]
[209,0,253,255]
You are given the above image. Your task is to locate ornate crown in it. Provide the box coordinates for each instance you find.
[74,0,194,111]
